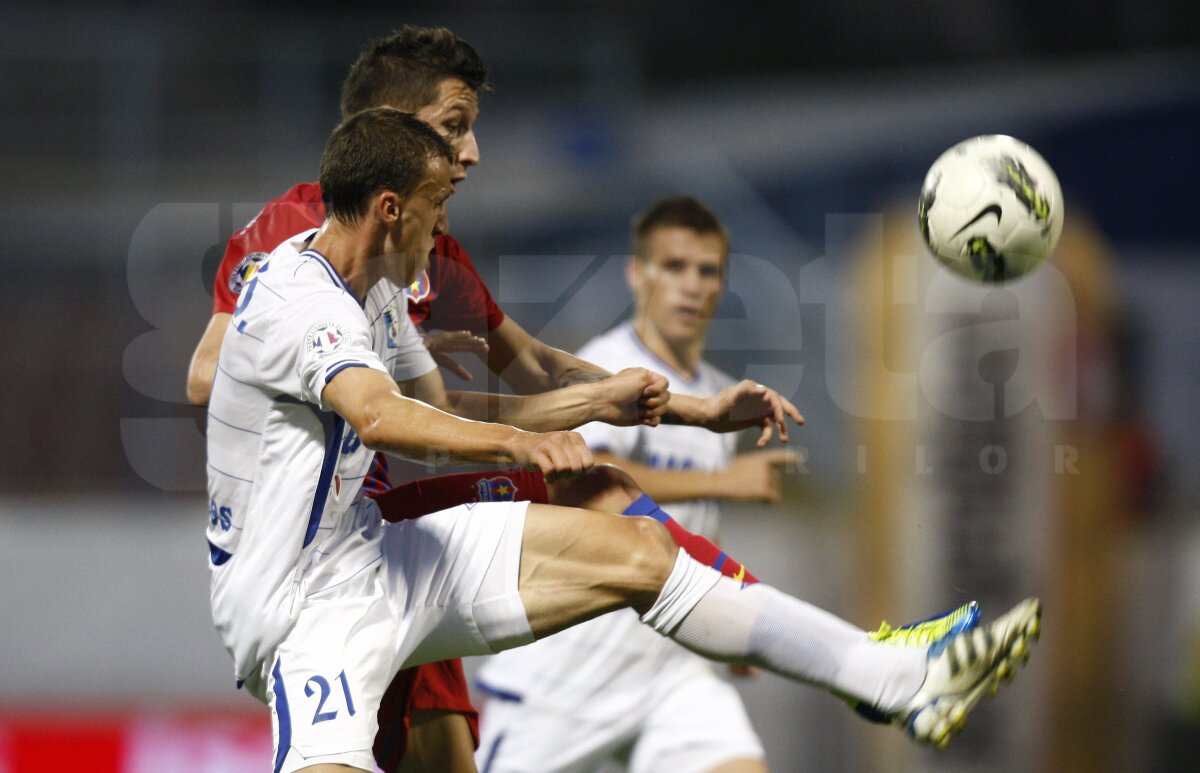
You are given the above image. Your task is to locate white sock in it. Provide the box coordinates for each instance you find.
[641,550,926,711]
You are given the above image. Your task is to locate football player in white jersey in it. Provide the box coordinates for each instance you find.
[476,197,799,773]
[192,28,808,772]
[207,108,1042,773]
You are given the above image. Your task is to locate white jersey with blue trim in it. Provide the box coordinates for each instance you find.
[576,322,736,537]
[476,321,736,718]
[205,233,432,683]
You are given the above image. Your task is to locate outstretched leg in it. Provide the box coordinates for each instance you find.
[370,465,755,773]
[377,465,762,584]
[547,465,758,583]
[516,503,1040,747]
[517,504,921,704]
[517,504,676,635]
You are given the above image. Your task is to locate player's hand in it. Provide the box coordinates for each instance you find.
[728,664,760,678]
[716,448,803,502]
[422,330,489,381]
[637,369,671,425]
[704,380,805,446]
[510,430,595,482]
[591,368,671,427]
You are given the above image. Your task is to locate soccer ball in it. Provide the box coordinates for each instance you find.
[918,135,1064,283]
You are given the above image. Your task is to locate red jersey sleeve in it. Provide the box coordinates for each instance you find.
[211,182,327,315]
[407,235,506,333]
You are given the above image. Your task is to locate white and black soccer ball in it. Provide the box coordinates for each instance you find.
[918,135,1064,283]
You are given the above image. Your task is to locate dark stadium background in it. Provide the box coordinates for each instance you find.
[0,2,1196,771]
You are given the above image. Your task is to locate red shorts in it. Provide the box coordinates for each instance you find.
[372,468,550,768]
[374,468,549,522]
[373,659,478,769]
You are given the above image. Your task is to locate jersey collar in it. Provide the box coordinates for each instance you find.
[300,248,364,308]
[624,323,702,386]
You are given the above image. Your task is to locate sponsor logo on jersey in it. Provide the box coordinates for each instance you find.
[304,320,351,359]
[647,453,694,470]
[382,304,402,349]
[405,270,431,303]
[228,252,268,296]
[208,498,233,531]
[475,475,518,502]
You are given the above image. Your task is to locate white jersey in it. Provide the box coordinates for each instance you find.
[206,231,435,683]
[575,324,736,539]
[476,322,736,719]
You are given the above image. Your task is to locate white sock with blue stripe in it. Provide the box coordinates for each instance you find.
[642,550,926,710]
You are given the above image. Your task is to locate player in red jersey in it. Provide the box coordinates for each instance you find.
[187,27,797,773]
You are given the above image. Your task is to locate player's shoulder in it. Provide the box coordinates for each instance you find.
[579,322,630,349]
[364,276,409,316]
[268,181,324,208]
[242,182,324,233]
[576,323,640,368]
[261,229,314,268]
[259,241,359,312]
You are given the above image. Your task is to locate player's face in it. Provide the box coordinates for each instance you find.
[628,226,726,347]
[415,78,480,187]
[388,156,454,286]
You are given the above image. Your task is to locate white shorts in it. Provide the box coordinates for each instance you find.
[477,661,764,773]
[264,500,531,773]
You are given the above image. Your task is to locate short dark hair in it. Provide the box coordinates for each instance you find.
[632,195,730,259]
[340,26,488,119]
[319,108,454,225]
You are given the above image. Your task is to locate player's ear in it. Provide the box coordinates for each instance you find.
[376,191,403,225]
[624,255,642,295]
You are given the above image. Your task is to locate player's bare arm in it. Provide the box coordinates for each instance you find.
[481,316,670,424]
[402,365,667,431]
[713,448,803,502]
[486,316,610,392]
[440,367,667,431]
[324,364,593,478]
[186,311,231,406]
[664,380,805,447]
[593,447,801,504]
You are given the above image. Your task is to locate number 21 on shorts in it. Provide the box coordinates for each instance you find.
[306,670,357,724]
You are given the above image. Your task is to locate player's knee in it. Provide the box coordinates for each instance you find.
[622,515,678,604]
[547,463,642,511]
[588,464,642,507]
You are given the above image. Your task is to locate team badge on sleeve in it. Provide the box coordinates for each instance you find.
[305,321,351,359]
[475,476,518,502]
[228,252,268,295]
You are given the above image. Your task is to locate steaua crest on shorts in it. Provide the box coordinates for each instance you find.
[475,476,518,502]
[228,252,268,295]
[405,270,431,303]
[304,320,351,360]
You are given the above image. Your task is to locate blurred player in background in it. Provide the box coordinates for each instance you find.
[207,108,1043,773]
[189,26,802,772]
[476,196,796,772]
